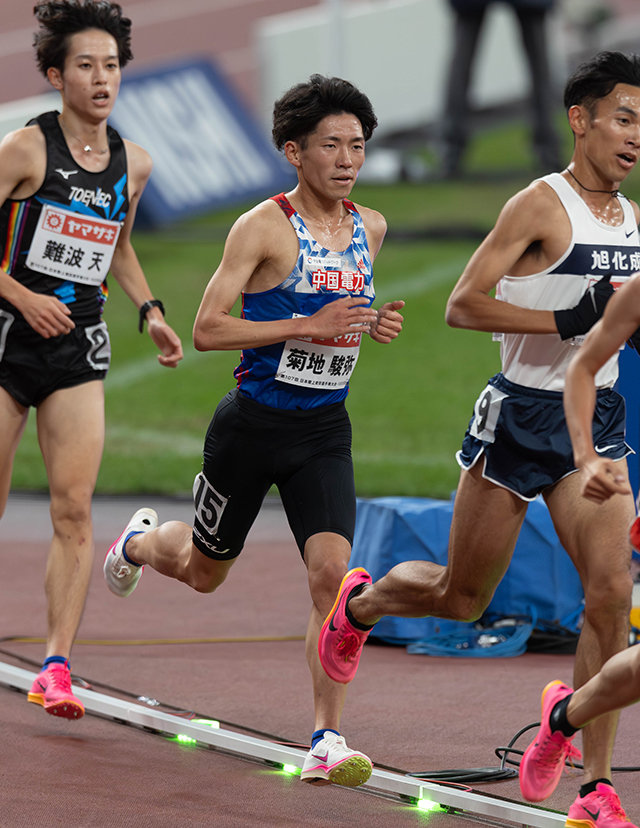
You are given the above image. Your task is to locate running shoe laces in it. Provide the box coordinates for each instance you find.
[534,730,581,775]
[113,560,135,580]
[48,664,72,694]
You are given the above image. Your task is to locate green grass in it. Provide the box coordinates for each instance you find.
[11,116,640,497]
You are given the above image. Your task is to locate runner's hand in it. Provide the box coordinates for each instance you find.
[147,317,183,367]
[580,456,631,504]
[370,300,405,343]
[306,296,377,340]
[19,291,75,338]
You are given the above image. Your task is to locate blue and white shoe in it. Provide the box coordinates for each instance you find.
[103,508,157,597]
[300,731,372,787]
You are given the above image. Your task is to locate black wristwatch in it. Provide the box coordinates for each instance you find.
[138,299,165,333]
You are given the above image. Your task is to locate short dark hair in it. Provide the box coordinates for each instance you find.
[33,0,133,76]
[272,74,378,151]
[564,50,640,113]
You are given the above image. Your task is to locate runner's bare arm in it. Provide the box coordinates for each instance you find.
[193,204,377,352]
[446,181,566,334]
[0,127,74,337]
[109,142,183,367]
[355,205,406,344]
[564,278,640,502]
[357,204,387,260]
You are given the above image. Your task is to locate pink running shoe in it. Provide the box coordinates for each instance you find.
[318,567,372,684]
[566,783,637,828]
[27,661,84,719]
[520,680,581,802]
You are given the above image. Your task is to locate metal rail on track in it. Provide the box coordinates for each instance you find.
[0,662,566,827]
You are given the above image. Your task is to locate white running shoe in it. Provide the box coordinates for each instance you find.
[103,508,157,597]
[300,731,372,787]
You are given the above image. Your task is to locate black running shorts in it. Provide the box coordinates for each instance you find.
[0,310,110,407]
[192,389,356,560]
[458,372,631,500]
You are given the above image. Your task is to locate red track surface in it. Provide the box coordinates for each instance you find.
[1,493,640,826]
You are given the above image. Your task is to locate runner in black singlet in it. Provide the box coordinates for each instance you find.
[0,1,183,720]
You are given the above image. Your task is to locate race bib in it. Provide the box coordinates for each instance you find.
[276,315,362,390]
[469,383,508,443]
[26,204,121,286]
[84,321,111,371]
[0,309,14,362]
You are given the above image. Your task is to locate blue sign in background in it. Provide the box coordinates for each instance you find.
[109,58,295,227]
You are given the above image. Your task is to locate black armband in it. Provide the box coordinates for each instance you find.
[554,273,614,340]
[138,299,165,333]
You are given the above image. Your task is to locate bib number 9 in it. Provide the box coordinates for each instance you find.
[469,384,507,443]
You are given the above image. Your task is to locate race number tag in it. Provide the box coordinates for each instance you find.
[0,309,14,362]
[84,321,111,371]
[469,383,508,443]
[276,315,362,390]
[193,471,228,538]
[26,204,121,286]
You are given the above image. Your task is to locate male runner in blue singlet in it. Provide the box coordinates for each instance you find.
[318,51,640,825]
[103,74,405,787]
[0,1,183,720]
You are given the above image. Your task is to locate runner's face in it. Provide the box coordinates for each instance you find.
[583,83,640,183]
[50,29,121,121]
[294,113,365,198]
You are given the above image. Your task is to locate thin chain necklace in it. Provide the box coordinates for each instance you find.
[565,168,618,198]
[58,117,108,155]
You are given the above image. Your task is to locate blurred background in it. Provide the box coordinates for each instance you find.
[3,0,640,500]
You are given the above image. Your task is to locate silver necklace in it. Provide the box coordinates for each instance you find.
[59,118,108,155]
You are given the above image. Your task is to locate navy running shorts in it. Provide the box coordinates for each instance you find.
[457,372,632,501]
[192,388,356,560]
[0,309,110,407]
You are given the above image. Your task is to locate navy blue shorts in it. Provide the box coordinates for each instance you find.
[0,309,110,407]
[457,373,632,501]
[192,389,356,560]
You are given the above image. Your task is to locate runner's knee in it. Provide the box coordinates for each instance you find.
[443,587,491,623]
[182,546,233,594]
[307,553,349,612]
[583,572,633,627]
[49,489,92,533]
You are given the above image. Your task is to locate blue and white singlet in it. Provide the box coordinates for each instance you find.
[233,193,375,410]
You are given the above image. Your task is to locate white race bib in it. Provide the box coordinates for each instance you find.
[276,315,362,390]
[26,204,121,286]
[469,383,508,443]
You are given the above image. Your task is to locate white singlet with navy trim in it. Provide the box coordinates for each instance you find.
[496,172,640,391]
